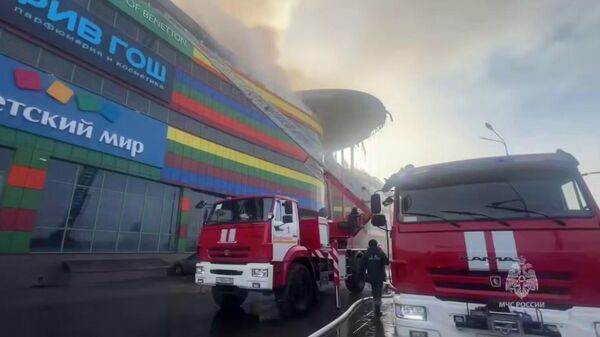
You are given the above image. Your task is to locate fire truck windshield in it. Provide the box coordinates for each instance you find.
[397,171,593,224]
[206,198,274,225]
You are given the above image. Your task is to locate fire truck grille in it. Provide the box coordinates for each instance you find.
[429,268,572,280]
[433,281,569,295]
[429,268,572,295]
[208,246,250,259]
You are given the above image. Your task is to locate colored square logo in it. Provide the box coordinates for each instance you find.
[76,94,101,112]
[46,81,74,104]
[100,105,120,123]
[14,69,42,91]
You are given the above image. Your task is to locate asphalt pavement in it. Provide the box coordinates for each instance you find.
[0,275,375,337]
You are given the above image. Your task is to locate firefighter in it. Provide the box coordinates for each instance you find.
[362,239,390,317]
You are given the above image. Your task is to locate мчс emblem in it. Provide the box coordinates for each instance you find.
[505,257,538,299]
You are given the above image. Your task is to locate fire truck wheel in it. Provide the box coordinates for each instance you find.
[345,255,366,293]
[276,263,314,316]
[211,286,248,310]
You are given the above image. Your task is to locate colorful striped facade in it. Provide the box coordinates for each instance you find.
[0,0,328,255]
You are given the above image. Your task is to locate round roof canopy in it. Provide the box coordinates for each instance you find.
[298,89,388,151]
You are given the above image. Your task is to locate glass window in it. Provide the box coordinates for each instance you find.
[397,168,593,223]
[126,91,150,113]
[46,160,78,184]
[161,197,178,234]
[159,235,176,252]
[91,231,117,252]
[0,148,14,200]
[117,233,140,252]
[121,193,144,232]
[104,171,127,191]
[142,196,163,233]
[73,66,102,93]
[38,49,74,80]
[75,167,104,188]
[67,186,100,229]
[140,234,159,252]
[88,0,116,24]
[33,159,181,253]
[0,30,40,66]
[115,13,139,40]
[30,228,64,252]
[126,176,147,195]
[62,230,92,252]
[206,198,274,225]
[102,79,127,105]
[36,181,73,228]
[96,190,123,230]
[561,181,588,210]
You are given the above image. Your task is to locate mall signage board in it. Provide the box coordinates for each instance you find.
[0,55,168,167]
[107,0,195,58]
[0,0,174,102]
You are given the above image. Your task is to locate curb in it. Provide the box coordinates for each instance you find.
[307,296,373,337]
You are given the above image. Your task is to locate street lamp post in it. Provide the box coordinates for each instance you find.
[480,122,509,156]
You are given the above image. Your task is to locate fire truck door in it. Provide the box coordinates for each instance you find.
[272,200,299,261]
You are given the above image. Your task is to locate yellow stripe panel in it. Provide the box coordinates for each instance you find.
[239,77,323,135]
[167,127,322,187]
[192,48,218,73]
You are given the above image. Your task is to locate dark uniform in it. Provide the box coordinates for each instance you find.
[362,240,390,316]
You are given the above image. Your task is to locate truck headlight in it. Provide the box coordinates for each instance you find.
[196,265,205,275]
[252,268,269,278]
[395,304,427,321]
[594,322,600,337]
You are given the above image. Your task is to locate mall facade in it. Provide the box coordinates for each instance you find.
[0,0,349,275]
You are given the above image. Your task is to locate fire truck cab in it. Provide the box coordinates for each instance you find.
[195,193,372,316]
[372,151,600,337]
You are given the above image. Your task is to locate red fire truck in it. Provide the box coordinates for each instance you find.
[371,151,600,337]
[194,172,387,316]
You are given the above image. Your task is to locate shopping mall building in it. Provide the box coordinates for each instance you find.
[0,0,387,288]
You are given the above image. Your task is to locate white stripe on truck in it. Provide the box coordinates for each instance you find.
[464,231,489,271]
[491,231,519,271]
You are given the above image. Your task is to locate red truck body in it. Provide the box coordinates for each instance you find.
[196,188,374,315]
[382,151,600,336]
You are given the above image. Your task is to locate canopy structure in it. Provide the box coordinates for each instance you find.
[298,89,389,151]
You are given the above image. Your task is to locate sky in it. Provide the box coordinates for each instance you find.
[172,0,600,201]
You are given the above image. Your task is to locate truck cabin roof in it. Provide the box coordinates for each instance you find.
[383,151,580,191]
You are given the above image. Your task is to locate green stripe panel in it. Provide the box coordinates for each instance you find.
[174,81,294,144]
[1,187,41,210]
[177,240,187,253]
[167,141,318,194]
[0,126,161,181]
[0,231,31,253]
[180,213,190,225]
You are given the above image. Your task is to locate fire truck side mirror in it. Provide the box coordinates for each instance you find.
[202,209,210,225]
[372,214,387,227]
[370,194,382,214]
[284,200,294,215]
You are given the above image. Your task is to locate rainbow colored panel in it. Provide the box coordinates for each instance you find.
[164,127,324,210]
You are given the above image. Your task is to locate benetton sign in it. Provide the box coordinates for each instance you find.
[107,0,195,58]
[0,0,174,102]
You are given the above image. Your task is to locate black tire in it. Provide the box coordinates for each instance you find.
[345,254,366,293]
[276,263,314,317]
[174,264,183,276]
[212,286,248,310]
